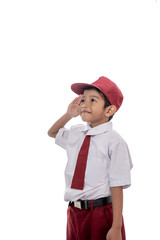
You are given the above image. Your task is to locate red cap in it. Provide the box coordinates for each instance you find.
[71,76,123,111]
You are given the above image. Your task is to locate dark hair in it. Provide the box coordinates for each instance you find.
[84,86,114,121]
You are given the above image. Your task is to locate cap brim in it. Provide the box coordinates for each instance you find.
[71,83,95,95]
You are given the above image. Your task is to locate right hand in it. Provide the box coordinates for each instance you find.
[66,95,83,118]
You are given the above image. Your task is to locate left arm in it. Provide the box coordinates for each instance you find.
[106,186,123,240]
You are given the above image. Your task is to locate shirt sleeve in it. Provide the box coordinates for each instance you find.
[55,127,69,150]
[109,139,133,189]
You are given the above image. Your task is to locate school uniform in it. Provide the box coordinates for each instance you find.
[55,121,133,240]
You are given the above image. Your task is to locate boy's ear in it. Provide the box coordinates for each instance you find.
[104,105,117,117]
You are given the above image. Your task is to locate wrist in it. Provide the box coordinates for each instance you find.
[65,112,73,119]
[111,223,122,231]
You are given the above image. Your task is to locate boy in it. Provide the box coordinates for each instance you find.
[48,76,133,240]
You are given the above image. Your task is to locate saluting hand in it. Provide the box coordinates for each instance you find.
[66,95,83,118]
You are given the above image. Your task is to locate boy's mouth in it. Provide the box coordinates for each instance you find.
[81,110,91,114]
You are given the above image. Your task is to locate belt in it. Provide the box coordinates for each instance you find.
[69,196,112,210]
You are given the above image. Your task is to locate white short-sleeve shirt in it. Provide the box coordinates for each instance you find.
[55,121,133,202]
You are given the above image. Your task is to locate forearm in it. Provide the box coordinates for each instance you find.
[48,113,72,138]
[110,186,123,229]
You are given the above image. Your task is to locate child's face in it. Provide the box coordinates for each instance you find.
[80,89,109,127]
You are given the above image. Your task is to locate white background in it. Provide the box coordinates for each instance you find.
[0,0,160,239]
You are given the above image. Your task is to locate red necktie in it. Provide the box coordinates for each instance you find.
[71,135,91,190]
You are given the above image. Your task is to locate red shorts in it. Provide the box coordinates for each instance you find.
[67,202,125,240]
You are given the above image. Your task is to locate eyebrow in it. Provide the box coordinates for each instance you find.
[82,95,100,99]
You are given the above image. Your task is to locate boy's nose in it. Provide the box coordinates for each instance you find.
[81,101,89,108]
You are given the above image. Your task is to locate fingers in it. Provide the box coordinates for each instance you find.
[77,95,83,104]
[71,95,83,105]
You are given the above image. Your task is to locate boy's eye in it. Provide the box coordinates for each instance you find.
[91,98,96,102]
[81,99,85,103]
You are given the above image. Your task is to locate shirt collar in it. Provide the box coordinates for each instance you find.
[80,121,112,136]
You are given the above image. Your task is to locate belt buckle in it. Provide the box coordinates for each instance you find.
[74,201,82,209]
[84,200,88,209]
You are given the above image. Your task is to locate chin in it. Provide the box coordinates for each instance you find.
[81,118,89,122]
[80,116,90,122]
